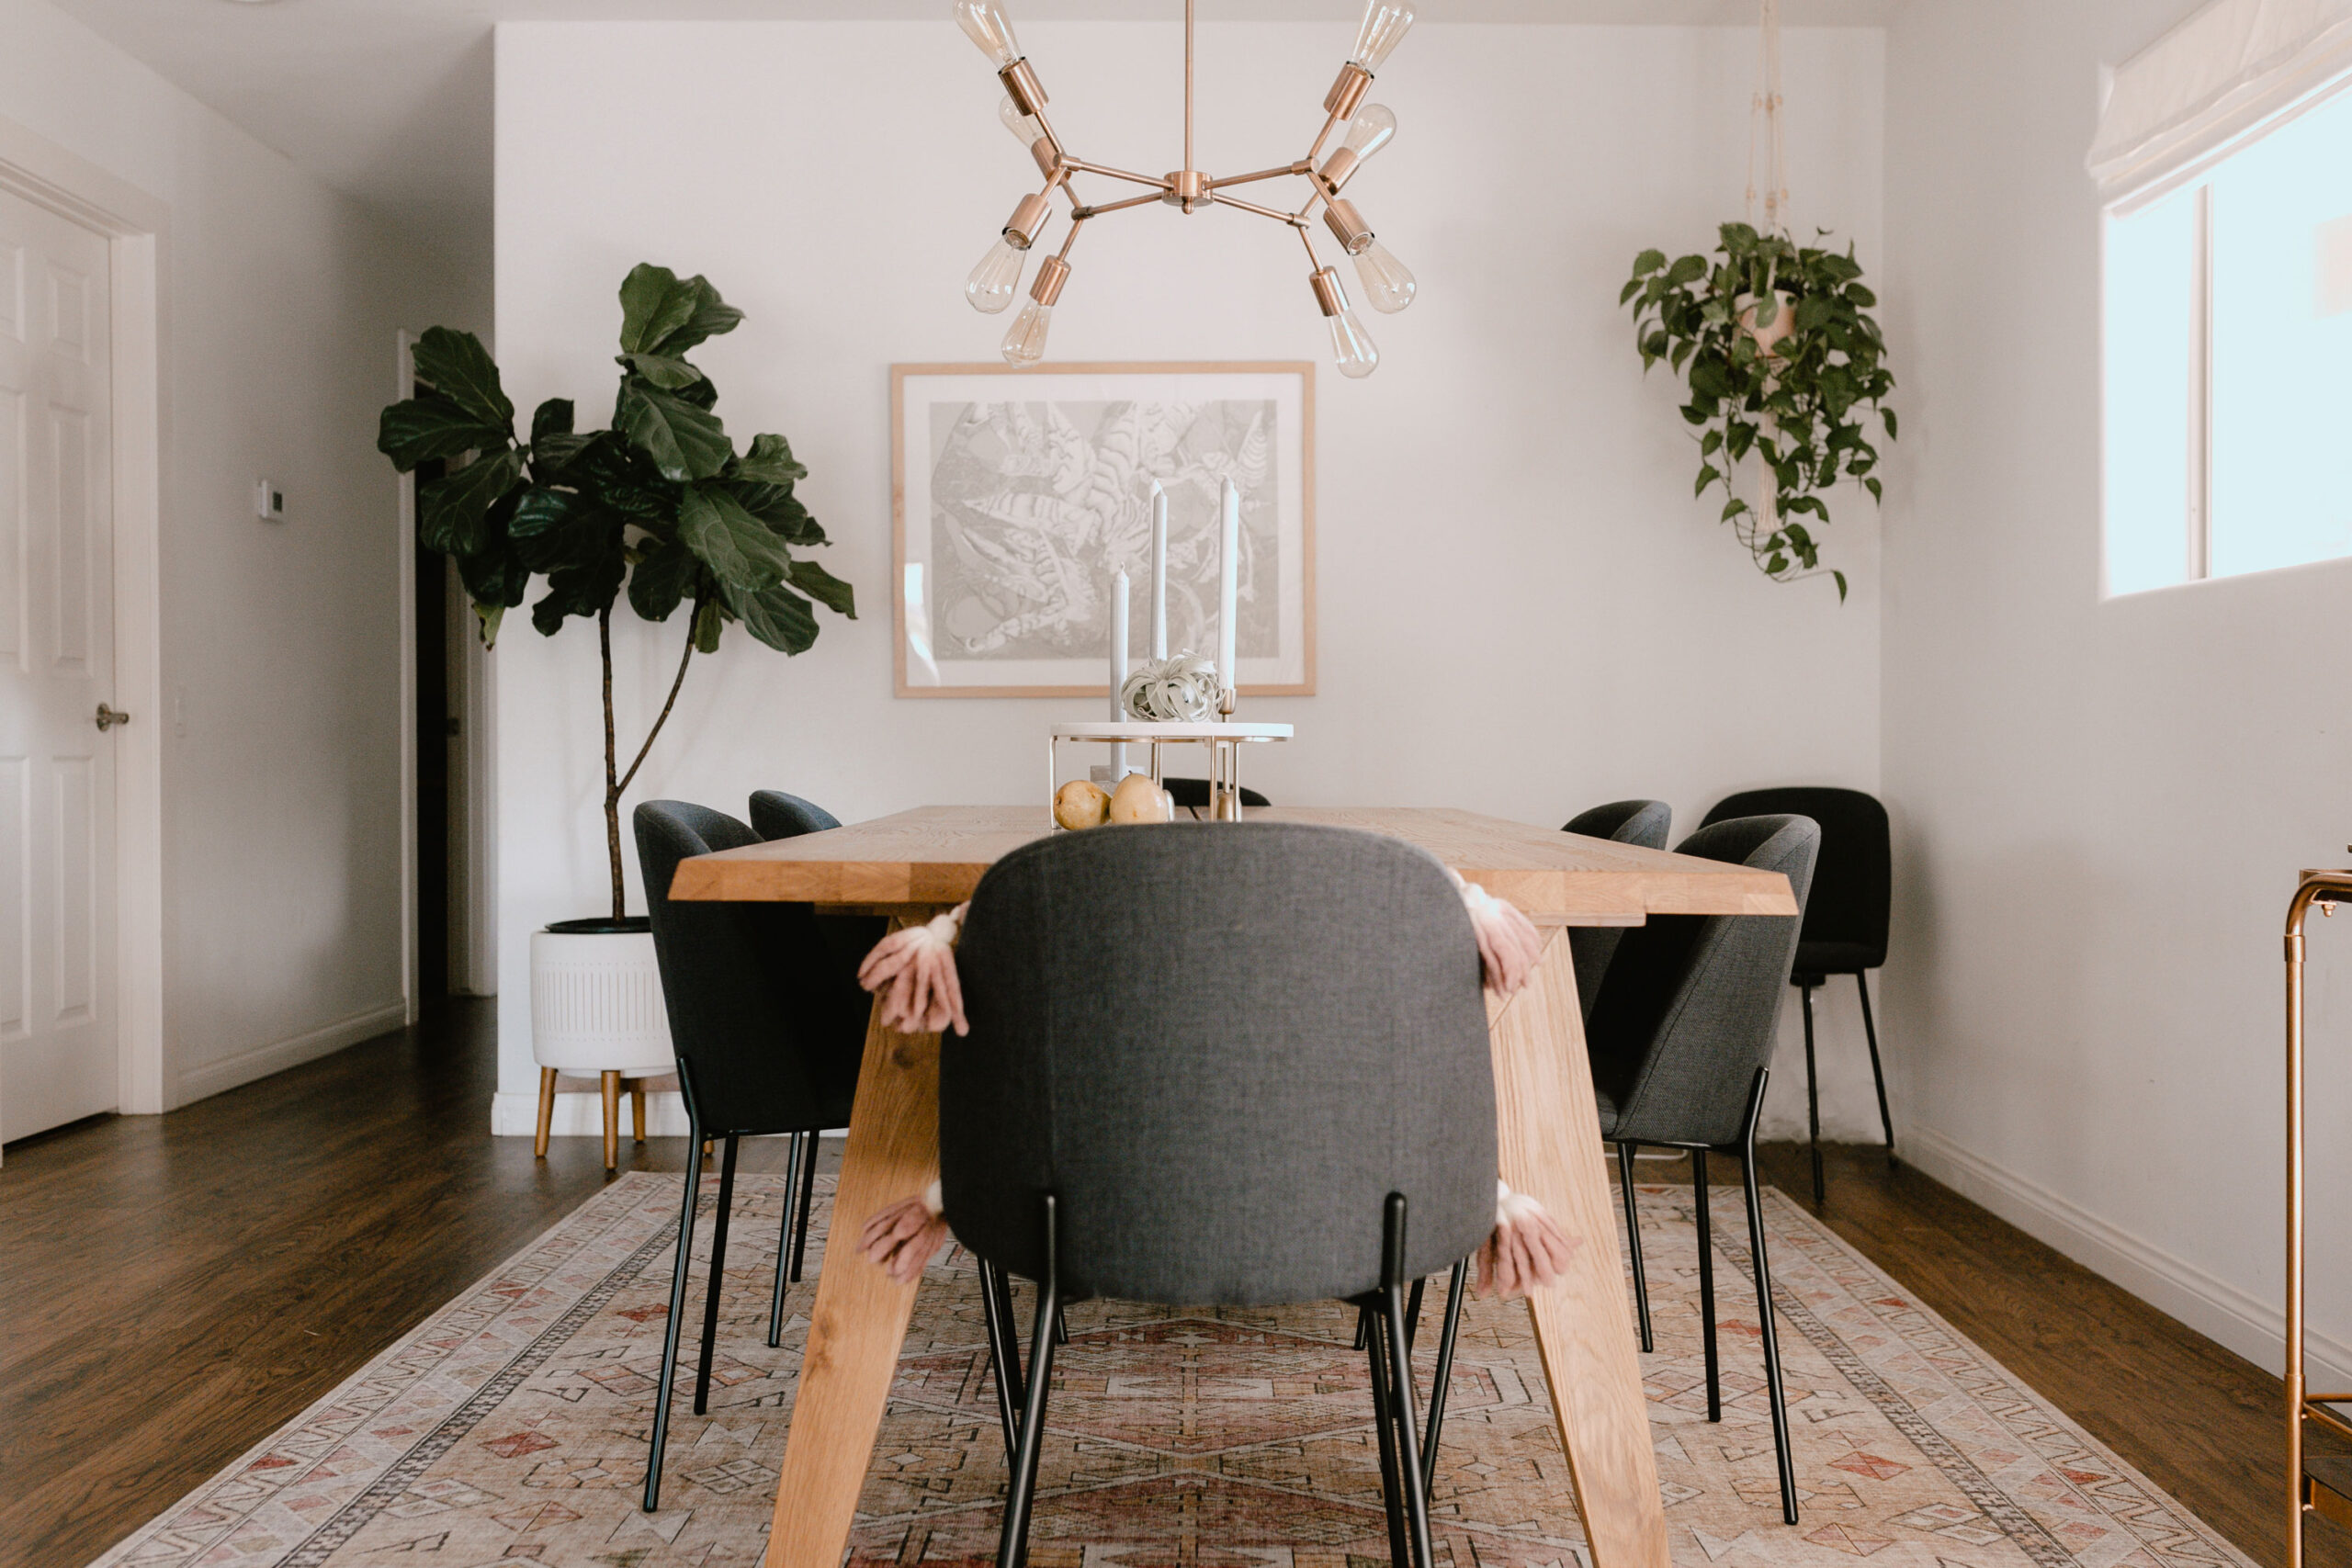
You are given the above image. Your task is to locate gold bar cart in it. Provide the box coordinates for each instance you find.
[2286,870,2352,1562]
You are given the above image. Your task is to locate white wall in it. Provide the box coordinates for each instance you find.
[0,0,487,1108]
[492,19,1890,1137]
[1878,0,2352,1381]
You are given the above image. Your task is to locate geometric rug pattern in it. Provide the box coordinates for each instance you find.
[89,1169,2256,1568]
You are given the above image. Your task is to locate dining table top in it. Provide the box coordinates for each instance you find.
[666,803,1799,924]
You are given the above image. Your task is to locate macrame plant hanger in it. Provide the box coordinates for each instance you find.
[1744,0,1791,550]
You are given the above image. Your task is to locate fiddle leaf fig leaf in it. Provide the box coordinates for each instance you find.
[659,276,745,355]
[678,483,794,590]
[722,577,820,653]
[418,448,524,557]
[787,558,856,618]
[734,433,808,485]
[379,393,507,471]
[618,382,732,481]
[531,398,575,444]
[628,538,701,623]
[620,353,706,389]
[618,264,698,355]
[411,327,514,431]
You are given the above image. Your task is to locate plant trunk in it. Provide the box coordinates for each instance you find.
[599,603,702,923]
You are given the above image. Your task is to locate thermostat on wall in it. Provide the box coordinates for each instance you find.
[255,479,286,521]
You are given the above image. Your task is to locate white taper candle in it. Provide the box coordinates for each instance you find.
[1218,479,1239,703]
[1149,479,1169,660]
[1108,569,1129,775]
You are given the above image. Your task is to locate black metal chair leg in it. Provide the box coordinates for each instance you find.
[977,1258,1023,1461]
[789,1131,820,1283]
[1616,1140,1654,1351]
[1380,1196,1436,1568]
[1693,1150,1719,1421]
[1403,1277,1426,1348]
[693,1134,740,1416]
[1857,971,1894,1162]
[642,1118,704,1513]
[998,1196,1060,1568]
[1739,1069,1800,1525]
[1053,1305,1069,1345]
[1363,1303,1409,1568]
[1800,984,1825,1204]
[766,1131,805,1348]
[1421,1258,1468,1494]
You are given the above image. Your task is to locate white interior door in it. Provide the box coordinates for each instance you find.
[0,187,115,1144]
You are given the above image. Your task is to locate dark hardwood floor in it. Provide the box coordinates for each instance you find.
[0,1008,2332,1567]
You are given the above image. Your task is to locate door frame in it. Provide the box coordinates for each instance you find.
[0,115,169,1116]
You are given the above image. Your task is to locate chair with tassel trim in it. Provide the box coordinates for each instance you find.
[631,800,870,1513]
[941,823,1498,1568]
[1585,813,1818,1526]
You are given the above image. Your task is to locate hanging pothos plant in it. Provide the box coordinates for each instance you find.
[1621,222,1894,600]
[378,263,854,920]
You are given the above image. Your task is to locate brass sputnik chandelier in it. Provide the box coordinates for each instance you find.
[957,0,1418,378]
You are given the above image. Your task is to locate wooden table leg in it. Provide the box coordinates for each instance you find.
[1488,927,1670,1568]
[763,921,943,1568]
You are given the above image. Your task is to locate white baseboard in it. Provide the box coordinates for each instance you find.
[1900,1122,2352,1388]
[173,1000,410,1106]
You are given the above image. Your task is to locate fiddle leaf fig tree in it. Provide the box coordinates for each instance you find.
[1621,222,1895,600]
[379,263,854,921]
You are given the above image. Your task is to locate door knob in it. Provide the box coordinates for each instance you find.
[95,703,130,731]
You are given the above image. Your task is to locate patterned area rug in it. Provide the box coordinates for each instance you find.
[91,1170,2253,1568]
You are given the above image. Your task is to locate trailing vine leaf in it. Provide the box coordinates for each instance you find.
[1623,223,1894,594]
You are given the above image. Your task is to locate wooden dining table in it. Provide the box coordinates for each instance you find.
[667,804,1799,1568]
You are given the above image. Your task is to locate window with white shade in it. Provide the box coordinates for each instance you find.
[2096,0,2352,596]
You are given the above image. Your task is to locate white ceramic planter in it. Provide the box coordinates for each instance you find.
[528,925,675,1077]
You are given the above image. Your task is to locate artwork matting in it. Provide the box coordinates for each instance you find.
[891,362,1316,698]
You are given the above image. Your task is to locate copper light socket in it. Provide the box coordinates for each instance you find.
[1322,197,1374,255]
[1031,254,1072,306]
[1308,265,1348,318]
[1317,146,1362,194]
[1001,58,1048,116]
[1162,169,1208,209]
[1006,193,1052,247]
[1324,62,1373,118]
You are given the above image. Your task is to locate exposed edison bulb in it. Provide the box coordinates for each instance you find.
[999,94,1047,149]
[954,0,1024,67]
[967,235,1026,313]
[1001,299,1053,366]
[1351,238,1416,313]
[1342,104,1396,162]
[1327,306,1379,378]
[1350,1,1415,70]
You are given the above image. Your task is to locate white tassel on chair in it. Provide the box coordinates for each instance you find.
[858,904,970,1036]
[1480,1180,1581,1298]
[861,1178,949,1284]
[1450,869,1545,999]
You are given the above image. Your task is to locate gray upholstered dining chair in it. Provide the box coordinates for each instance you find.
[632,800,871,1514]
[941,822,1497,1568]
[1561,799,1673,1349]
[747,789,885,1303]
[1586,813,1818,1526]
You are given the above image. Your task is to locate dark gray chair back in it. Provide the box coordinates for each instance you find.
[1562,799,1672,1016]
[1587,815,1819,1148]
[941,822,1496,1305]
[633,801,865,1136]
[1702,787,1888,976]
[748,789,841,840]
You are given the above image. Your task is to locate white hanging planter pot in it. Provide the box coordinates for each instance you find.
[528,917,676,1079]
[1736,289,1799,358]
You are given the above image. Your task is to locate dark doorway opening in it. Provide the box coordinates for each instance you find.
[413,445,451,1010]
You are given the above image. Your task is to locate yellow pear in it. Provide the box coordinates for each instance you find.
[1108,772,1174,824]
[1053,779,1111,830]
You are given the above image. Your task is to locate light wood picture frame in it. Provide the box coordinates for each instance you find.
[891,362,1316,698]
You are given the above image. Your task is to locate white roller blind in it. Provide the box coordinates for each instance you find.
[2089,0,2352,204]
